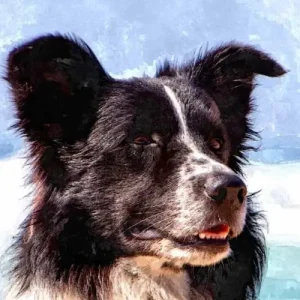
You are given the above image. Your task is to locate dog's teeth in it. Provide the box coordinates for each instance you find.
[199,233,228,240]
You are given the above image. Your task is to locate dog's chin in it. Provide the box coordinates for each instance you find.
[123,219,246,272]
[125,240,231,278]
[122,238,232,276]
[148,238,231,269]
[123,223,245,271]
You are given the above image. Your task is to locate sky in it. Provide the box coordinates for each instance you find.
[1,0,300,161]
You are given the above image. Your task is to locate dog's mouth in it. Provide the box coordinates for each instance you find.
[128,224,231,247]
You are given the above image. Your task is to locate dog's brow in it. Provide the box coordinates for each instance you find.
[163,85,224,168]
[164,85,188,139]
[164,85,201,155]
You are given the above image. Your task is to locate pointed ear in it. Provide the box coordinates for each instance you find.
[6,34,111,187]
[6,34,111,145]
[190,43,286,166]
[194,43,286,89]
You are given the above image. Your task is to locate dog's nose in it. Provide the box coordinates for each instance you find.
[205,173,247,204]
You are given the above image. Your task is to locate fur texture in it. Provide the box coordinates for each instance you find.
[4,34,286,300]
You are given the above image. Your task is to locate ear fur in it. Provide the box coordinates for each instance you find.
[197,44,286,168]
[6,33,111,144]
[6,34,111,186]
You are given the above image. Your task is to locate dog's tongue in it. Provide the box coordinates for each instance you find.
[199,224,230,238]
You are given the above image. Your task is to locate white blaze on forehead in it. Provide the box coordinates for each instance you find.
[164,85,189,140]
[163,85,203,157]
[163,85,231,174]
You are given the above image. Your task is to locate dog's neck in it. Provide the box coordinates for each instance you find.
[110,257,201,300]
[6,257,212,300]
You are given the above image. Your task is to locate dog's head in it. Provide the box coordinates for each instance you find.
[7,35,285,271]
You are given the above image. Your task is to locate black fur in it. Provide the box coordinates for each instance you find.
[5,34,286,299]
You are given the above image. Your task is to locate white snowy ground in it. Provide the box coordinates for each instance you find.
[0,155,299,299]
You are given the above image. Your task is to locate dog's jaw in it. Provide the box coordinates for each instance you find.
[149,238,231,268]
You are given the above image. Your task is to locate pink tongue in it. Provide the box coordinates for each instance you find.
[200,224,230,237]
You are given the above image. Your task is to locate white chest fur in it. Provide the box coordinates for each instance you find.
[6,257,212,300]
[109,257,210,300]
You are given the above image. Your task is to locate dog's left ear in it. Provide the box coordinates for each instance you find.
[193,43,286,100]
[189,44,286,165]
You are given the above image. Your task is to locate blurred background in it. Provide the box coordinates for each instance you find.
[0,1,299,299]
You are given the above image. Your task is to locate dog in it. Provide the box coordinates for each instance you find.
[4,34,286,300]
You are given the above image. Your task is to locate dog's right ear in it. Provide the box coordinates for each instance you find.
[6,34,112,187]
[6,34,111,145]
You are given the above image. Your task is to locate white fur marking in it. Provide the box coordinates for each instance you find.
[163,85,232,170]
[163,85,208,158]
[109,258,210,300]
[164,85,189,140]
[163,85,237,235]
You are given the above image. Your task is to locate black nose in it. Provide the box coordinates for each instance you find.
[205,173,247,204]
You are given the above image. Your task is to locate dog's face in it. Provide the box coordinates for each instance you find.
[79,78,247,268]
[7,35,285,270]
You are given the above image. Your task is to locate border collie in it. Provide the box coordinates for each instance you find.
[4,34,286,300]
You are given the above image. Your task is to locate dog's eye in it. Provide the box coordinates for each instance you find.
[133,136,152,145]
[209,138,223,151]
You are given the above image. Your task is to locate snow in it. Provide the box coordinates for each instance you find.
[246,162,300,245]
